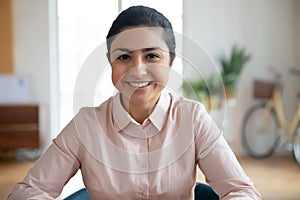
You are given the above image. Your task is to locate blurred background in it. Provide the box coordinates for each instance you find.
[0,0,300,199]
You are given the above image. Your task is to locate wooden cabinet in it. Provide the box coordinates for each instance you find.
[0,0,14,73]
[0,104,39,149]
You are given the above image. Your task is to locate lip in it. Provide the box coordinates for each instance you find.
[125,81,154,90]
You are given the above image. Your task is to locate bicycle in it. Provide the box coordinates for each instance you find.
[241,68,300,166]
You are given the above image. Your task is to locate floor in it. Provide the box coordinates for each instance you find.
[0,154,300,200]
[240,155,300,200]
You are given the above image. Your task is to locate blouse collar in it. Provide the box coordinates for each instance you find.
[112,89,170,133]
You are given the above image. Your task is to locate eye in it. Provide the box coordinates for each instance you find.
[117,54,130,60]
[146,53,160,60]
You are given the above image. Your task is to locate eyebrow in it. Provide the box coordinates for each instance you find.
[112,47,165,53]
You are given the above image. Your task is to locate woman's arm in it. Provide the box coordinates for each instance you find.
[8,119,82,199]
[198,136,261,200]
[195,107,261,200]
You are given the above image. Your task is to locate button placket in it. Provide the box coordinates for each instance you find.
[141,137,151,199]
[140,139,149,171]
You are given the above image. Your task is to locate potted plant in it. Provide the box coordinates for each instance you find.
[182,74,223,110]
[181,45,250,110]
[219,45,251,99]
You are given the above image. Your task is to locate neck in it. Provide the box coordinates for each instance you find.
[120,94,159,124]
[130,106,153,124]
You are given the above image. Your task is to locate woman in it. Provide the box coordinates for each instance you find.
[8,5,261,200]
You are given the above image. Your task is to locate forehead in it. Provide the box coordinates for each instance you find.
[110,27,169,52]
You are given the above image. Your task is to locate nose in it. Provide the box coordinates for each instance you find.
[132,56,147,76]
[136,65,147,76]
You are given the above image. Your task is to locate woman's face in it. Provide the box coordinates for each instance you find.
[109,27,173,106]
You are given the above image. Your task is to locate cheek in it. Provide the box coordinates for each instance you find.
[111,65,126,86]
[149,65,170,85]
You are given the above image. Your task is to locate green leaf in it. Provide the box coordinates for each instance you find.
[219,44,251,96]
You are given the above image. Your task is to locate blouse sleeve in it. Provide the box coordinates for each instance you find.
[8,118,82,200]
[195,106,261,200]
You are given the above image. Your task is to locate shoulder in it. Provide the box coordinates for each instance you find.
[170,93,207,114]
[168,93,214,131]
[67,97,113,139]
[63,96,113,142]
[75,97,113,120]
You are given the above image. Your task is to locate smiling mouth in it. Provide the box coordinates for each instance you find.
[127,81,152,88]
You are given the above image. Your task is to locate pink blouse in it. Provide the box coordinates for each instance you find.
[8,90,261,199]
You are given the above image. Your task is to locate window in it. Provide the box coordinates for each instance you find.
[57,0,118,129]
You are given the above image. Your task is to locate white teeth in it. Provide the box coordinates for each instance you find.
[129,82,150,88]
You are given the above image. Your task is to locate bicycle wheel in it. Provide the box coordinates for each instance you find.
[293,124,300,166]
[241,101,279,158]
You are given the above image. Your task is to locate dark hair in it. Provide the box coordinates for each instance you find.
[106,5,176,62]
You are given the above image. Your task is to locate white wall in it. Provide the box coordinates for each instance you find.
[183,0,298,151]
[12,0,58,147]
[296,1,300,68]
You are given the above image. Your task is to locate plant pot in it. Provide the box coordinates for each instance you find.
[225,85,235,99]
